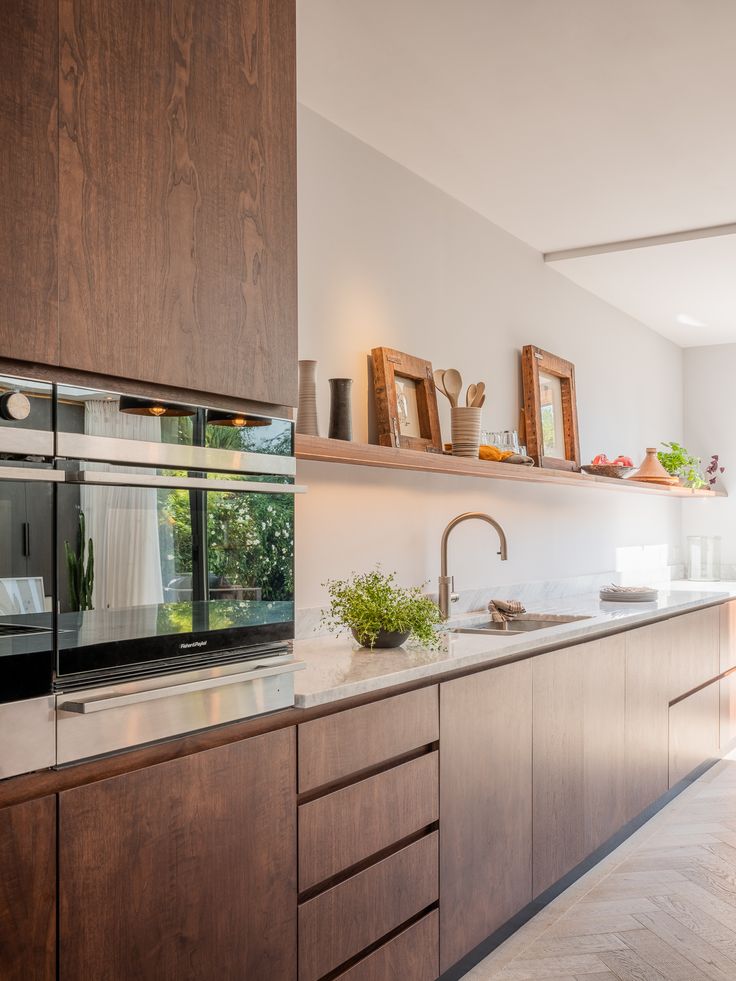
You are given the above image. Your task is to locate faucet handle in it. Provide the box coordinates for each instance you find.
[450,575,459,604]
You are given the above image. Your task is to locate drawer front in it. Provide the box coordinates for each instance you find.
[299,752,438,890]
[298,832,438,981]
[333,910,439,981]
[298,687,438,793]
[669,681,720,787]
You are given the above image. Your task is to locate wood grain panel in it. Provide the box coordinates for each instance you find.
[299,752,438,890]
[439,661,532,972]
[720,600,736,673]
[298,832,438,981]
[0,0,58,365]
[298,686,438,792]
[58,0,296,404]
[721,672,736,749]
[59,729,297,980]
[333,911,439,981]
[532,636,627,897]
[624,620,671,820]
[669,682,720,787]
[669,607,719,700]
[0,796,56,981]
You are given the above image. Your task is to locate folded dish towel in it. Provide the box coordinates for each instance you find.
[443,444,534,465]
[488,599,526,622]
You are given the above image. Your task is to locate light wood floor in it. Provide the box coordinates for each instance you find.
[462,751,736,981]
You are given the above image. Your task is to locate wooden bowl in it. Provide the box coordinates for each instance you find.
[581,464,635,479]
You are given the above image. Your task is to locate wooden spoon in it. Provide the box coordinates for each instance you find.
[476,393,486,408]
[433,369,451,404]
[466,383,477,407]
[443,369,462,408]
[471,381,486,408]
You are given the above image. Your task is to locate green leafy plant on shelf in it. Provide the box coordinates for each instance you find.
[320,568,442,649]
[657,441,707,488]
[64,510,94,612]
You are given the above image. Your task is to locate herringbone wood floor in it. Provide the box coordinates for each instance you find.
[462,752,736,980]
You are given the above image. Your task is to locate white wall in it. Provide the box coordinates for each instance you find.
[682,344,735,574]
[296,105,684,610]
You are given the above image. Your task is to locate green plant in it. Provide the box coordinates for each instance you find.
[320,568,442,649]
[657,441,706,488]
[65,510,94,612]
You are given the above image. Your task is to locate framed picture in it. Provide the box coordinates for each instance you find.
[521,346,581,470]
[371,347,442,451]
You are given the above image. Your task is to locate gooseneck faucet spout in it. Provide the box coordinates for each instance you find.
[438,511,508,619]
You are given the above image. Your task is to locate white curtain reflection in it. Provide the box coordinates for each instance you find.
[80,401,164,612]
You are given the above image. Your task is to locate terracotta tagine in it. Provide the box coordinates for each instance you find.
[629,447,679,486]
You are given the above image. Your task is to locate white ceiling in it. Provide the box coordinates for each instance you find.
[297,0,736,347]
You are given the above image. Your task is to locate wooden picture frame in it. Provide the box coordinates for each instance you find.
[371,347,442,452]
[521,345,581,470]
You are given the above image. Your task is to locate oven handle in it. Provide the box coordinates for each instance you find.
[58,659,305,714]
[64,470,306,494]
[0,466,64,483]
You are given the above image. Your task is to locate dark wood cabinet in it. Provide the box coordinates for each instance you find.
[532,636,627,896]
[0,796,56,981]
[439,661,532,973]
[58,0,297,405]
[0,0,58,366]
[59,728,297,981]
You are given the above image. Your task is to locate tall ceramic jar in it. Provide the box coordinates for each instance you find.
[296,360,319,436]
[451,406,482,458]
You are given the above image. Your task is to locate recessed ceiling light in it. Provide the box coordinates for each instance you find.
[676,313,707,328]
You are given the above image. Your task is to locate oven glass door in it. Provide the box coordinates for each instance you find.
[56,470,295,681]
[0,467,56,701]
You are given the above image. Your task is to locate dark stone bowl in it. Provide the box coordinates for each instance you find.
[351,628,411,649]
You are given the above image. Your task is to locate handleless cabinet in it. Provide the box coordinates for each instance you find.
[532,635,627,897]
[59,728,297,980]
[0,0,58,365]
[0,796,56,981]
[439,660,533,973]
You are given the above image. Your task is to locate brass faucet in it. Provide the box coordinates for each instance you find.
[438,512,508,619]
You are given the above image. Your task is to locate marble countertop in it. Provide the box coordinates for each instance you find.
[292,583,736,708]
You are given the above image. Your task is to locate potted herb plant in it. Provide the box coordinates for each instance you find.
[657,442,707,488]
[321,568,442,649]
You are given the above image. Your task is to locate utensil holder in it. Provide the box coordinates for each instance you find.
[296,360,320,436]
[451,406,482,458]
[328,378,353,441]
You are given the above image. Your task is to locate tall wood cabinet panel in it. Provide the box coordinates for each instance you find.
[0,796,56,981]
[532,635,626,897]
[59,729,297,981]
[624,619,672,819]
[439,660,532,973]
[58,0,297,405]
[0,0,58,365]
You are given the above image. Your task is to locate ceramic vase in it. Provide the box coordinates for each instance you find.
[451,406,482,458]
[328,378,353,441]
[296,360,320,436]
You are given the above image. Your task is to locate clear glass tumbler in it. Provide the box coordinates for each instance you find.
[687,536,721,581]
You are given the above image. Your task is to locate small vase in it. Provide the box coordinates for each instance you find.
[351,627,410,649]
[296,360,320,436]
[328,378,353,441]
[630,447,678,485]
[451,406,482,458]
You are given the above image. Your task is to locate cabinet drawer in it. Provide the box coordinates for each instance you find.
[669,681,720,787]
[333,910,439,981]
[299,752,438,890]
[298,687,439,792]
[298,832,438,981]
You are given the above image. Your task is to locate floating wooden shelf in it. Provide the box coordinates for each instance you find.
[296,435,727,499]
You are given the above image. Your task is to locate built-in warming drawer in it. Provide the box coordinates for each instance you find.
[298,832,438,981]
[298,686,439,792]
[332,910,439,981]
[299,751,438,890]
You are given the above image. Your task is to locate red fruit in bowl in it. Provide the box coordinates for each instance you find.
[592,453,610,465]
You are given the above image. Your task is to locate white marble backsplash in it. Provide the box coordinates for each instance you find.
[295,564,685,639]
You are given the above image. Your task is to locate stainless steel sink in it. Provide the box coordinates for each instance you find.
[450,613,591,635]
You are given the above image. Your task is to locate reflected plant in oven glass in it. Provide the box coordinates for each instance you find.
[64,510,94,612]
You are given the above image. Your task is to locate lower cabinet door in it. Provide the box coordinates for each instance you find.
[721,672,736,750]
[532,635,627,897]
[59,729,297,981]
[439,660,533,973]
[0,796,56,981]
[670,682,720,787]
